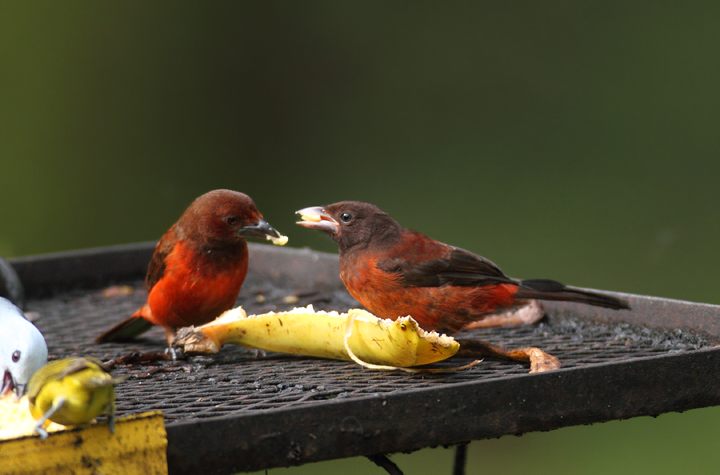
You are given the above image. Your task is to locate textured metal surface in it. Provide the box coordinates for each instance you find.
[10,243,720,474]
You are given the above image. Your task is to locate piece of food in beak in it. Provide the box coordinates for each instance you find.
[295,207,339,234]
[266,233,289,246]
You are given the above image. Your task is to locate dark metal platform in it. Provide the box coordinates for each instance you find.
[9,243,720,474]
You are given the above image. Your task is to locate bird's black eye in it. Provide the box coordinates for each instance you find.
[339,212,354,223]
[11,350,20,363]
[225,216,239,226]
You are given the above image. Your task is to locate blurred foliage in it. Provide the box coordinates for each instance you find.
[2,2,720,474]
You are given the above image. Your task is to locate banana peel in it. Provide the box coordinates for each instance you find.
[172,305,474,371]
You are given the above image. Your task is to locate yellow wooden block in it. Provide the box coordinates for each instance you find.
[0,411,167,475]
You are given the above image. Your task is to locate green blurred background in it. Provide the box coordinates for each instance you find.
[2,2,720,473]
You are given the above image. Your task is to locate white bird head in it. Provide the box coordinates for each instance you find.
[0,297,48,397]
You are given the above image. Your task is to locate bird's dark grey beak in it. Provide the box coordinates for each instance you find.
[237,218,281,240]
[14,382,26,398]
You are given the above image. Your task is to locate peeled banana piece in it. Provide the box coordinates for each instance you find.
[0,393,64,440]
[172,305,460,368]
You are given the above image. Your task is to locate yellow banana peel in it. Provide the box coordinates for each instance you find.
[173,305,469,370]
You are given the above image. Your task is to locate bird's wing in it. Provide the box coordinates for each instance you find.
[55,358,96,379]
[379,245,517,288]
[26,358,94,403]
[146,232,177,291]
[58,358,120,388]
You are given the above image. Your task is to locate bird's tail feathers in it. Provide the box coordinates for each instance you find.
[95,306,155,343]
[515,279,629,310]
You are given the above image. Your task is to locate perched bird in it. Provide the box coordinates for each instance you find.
[296,201,628,335]
[27,356,123,439]
[96,189,287,345]
[0,297,47,397]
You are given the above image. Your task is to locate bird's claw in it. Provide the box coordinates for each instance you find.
[33,424,49,440]
[165,346,186,361]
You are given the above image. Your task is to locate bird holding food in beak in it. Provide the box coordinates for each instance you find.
[296,201,628,335]
[97,189,288,345]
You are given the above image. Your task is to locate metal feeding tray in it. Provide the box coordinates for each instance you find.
[9,243,720,474]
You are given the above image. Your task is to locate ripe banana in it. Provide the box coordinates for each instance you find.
[172,305,463,369]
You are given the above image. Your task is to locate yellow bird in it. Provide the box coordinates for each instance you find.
[27,356,124,439]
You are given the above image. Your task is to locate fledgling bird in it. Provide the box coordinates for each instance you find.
[296,201,628,335]
[96,189,287,345]
[27,356,123,439]
[0,297,47,397]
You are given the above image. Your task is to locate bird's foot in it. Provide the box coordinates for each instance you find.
[455,338,561,373]
[164,347,186,361]
[34,425,50,440]
[244,348,267,358]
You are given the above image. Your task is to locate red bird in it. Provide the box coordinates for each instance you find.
[97,189,285,345]
[296,201,628,334]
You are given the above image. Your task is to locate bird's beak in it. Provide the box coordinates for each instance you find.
[1,370,15,397]
[295,206,339,234]
[237,219,288,246]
